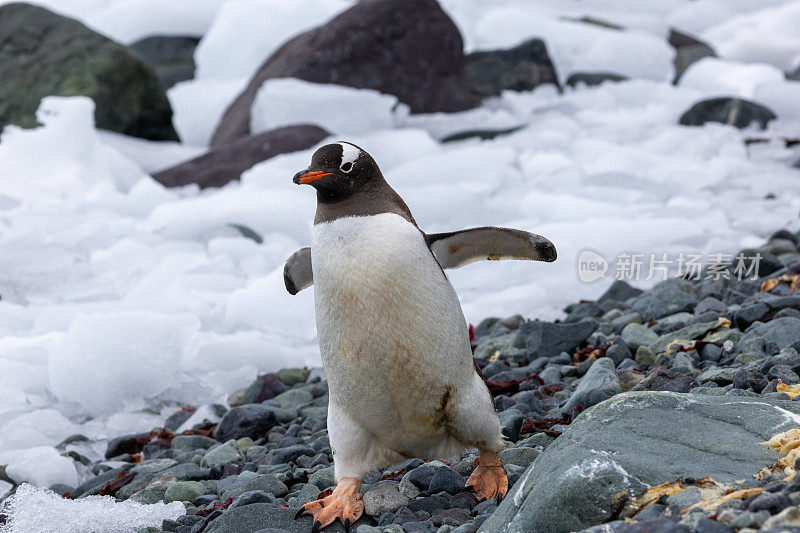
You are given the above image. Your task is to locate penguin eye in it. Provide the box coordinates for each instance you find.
[340,162,353,173]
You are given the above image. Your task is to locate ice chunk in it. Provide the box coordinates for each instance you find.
[250,79,407,136]
[702,1,800,71]
[0,484,184,533]
[0,447,77,487]
[48,312,199,414]
[195,0,354,80]
[168,77,249,146]
[679,57,785,98]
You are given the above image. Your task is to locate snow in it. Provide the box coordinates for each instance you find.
[251,79,408,137]
[2,0,800,501]
[0,484,184,533]
[194,0,354,81]
[0,447,77,487]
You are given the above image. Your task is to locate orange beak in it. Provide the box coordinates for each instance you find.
[293,170,331,185]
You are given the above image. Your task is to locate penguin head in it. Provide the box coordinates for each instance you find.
[293,142,379,203]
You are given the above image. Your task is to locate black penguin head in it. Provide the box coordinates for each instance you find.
[293,142,379,203]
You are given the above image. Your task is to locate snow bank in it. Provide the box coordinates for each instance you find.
[251,79,408,136]
[0,447,77,487]
[48,312,199,415]
[702,1,800,72]
[168,77,249,146]
[194,0,354,81]
[0,484,184,533]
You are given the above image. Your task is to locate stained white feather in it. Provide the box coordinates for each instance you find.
[311,213,502,480]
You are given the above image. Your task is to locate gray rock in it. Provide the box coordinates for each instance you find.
[219,471,288,500]
[498,447,539,468]
[201,440,243,468]
[211,0,477,145]
[308,467,336,490]
[428,466,465,495]
[738,317,800,352]
[621,324,658,351]
[480,392,800,533]
[561,357,621,415]
[363,481,410,516]
[565,72,626,87]
[631,280,698,322]
[0,3,177,141]
[498,409,525,442]
[669,29,716,83]
[129,35,199,89]
[171,435,215,453]
[204,502,366,533]
[679,97,776,130]
[215,404,280,442]
[598,280,643,304]
[271,389,314,409]
[519,320,595,358]
[465,39,560,98]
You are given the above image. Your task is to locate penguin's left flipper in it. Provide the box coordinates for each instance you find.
[284,247,313,295]
[426,226,557,269]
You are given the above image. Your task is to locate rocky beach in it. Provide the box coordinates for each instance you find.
[1,0,800,531]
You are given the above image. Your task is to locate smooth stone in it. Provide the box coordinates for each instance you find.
[201,440,243,468]
[364,481,410,516]
[561,357,621,415]
[621,324,658,351]
[164,481,206,503]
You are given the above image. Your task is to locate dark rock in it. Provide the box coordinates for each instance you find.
[733,368,768,393]
[598,280,643,304]
[204,502,368,533]
[767,364,800,384]
[153,125,329,189]
[105,432,150,459]
[561,357,621,415]
[748,491,791,514]
[669,29,716,83]
[498,408,525,442]
[211,0,477,145]
[738,317,800,352]
[627,519,688,533]
[215,405,279,442]
[694,518,734,533]
[405,465,436,491]
[480,392,800,533]
[565,72,627,87]
[407,495,449,514]
[695,297,727,316]
[732,249,783,278]
[164,410,194,432]
[631,280,698,321]
[431,507,472,527]
[244,374,290,404]
[656,376,698,393]
[465,39,560,98]
[265,444,316,465]
[520,320,595,357]
[130,35,199,89]
[735,303,770,329]
[679,98,777,130]
[428,466,465,495]
[0,3,177,140]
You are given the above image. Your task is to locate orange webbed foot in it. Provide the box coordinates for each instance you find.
[295,477,364,532]
[466,449,508,501]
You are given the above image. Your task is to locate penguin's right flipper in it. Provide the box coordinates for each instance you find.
[284,247,313,295]
[426,227,557,269]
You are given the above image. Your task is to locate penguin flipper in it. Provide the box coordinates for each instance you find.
[426,227,557,269]
[284,247,313,295]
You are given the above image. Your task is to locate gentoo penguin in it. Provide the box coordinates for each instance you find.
[285,142,556,531]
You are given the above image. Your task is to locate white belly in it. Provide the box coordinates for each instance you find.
[311,213,474,450]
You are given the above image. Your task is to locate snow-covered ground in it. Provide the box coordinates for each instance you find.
[1,0,800,499]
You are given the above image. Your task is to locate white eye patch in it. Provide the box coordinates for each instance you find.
[339,142,360,172]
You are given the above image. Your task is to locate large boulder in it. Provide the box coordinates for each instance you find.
[210,0,477,146]
[0,3,178,141]
[669,29,716,83]
[465,39,560,98]
[152,124,328,189]
[679,97,777,130]
[130,35,200,89]
[480,392,799,533]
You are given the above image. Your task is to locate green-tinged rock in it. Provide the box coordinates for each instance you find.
[204,503,368,533]
[271,389,314,409]
[697,367,737,385]
[308,467,336,490]
[237,437,255,455]
[704,328,742,344]
[171,435,215,453]
[737,317,800,352]
[201,440,243,468]
[649,320,719,354]
[634,346,656,366]
[621,323,658,351]
[0,3,177,140]
[479,391,800,533]
[498,447,539,468]
[561,357,621,415]
[277,368,310,386]
[164,481,206,503]
[220,472,288,500]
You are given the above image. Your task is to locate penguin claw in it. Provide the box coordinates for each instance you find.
[294,507,306,520]
[312,520,322,533]
[343,518,351,532]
